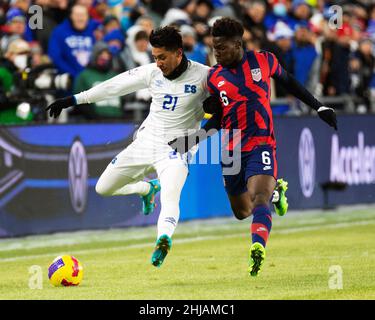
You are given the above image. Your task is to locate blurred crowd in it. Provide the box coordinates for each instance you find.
[1,0,375,124]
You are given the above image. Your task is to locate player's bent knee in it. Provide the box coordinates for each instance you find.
[232,208,251,220]
[95,181,112,197]
[250,192,270,208]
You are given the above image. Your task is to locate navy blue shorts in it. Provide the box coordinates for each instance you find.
[222,145,277,196]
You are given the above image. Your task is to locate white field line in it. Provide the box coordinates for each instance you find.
[2,204,374,252]
[0,219,374,263]
[2,213,374,252]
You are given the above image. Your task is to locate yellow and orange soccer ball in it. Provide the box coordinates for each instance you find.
[48,255,83,287]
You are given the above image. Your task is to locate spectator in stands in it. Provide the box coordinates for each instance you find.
[366,4,375,42]
[210,0,242,20]
[273,21,294,73]
[10,0,31,15]
[89,0,110,24]
[34,0,70,53]
[191,0,212,51]
[134,15,155,36]
[0,43,17,112]
[272,20,294,113]
[180,24,207,65]
[98,14,120,41]
[29,41,51,68]
[243,27,261,51]
[2,0,374,119]
[290,0,312,30]
[201,16,218,66]
[103,14,121,33]
[75,0,102,33]
[192,0,214,23]
[0,7,32,54]
[125,25,152,67]
[76,0,94,9]
[124,25,152,101]
[103,27,125,56]
[292,23,318,90]
[9,0,36,41]
[264,0,294,31]
[0,39,33,124]
[242,0,267,37]
[72,41,123,120]
[0,4,7,29]
[144,0,172,28]
[192,19,210,46]
[349,37,375,113]
[95,14,122,42]
[322,18,353,98]
[161,0,196,26]
[48,4,97,79]
[110,0,146,33]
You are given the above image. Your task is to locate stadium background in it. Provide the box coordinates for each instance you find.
[0,0,374,300]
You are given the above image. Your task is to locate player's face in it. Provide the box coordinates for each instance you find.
[152,47,183,76]
[213,37,241,67]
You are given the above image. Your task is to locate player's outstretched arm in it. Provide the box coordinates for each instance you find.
[46,65,150,119]
[168,96,222,153]
[275,71,337,130]
[46,95,76,118]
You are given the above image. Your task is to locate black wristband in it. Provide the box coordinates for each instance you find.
[64,95,77,106]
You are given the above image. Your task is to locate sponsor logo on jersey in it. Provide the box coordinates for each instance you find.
[218,80,225,87]
[251,68,262,82]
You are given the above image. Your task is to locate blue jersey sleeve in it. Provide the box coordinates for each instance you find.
[266,51,287,80]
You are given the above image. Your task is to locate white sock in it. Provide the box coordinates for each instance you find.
[156,165,188,239]
[112,181,150,196]
[157,201,180,238]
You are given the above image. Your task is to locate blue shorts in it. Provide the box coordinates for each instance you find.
[222,145,277,196]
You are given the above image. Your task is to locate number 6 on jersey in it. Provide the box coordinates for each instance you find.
[220,91,229,106]
[261,151,271,165]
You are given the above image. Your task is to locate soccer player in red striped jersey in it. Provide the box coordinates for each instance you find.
[170,17,337,276]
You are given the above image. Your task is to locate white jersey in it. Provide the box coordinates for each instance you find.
[75,60,210,142]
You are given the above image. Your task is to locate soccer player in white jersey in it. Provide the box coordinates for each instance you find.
[46,26,211,268]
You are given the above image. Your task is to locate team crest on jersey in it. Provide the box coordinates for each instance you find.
[127,68,138,76]
[155,79,164,87]
[251,68,262,82]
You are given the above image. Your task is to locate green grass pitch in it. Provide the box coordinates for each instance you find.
[0,206,374,300]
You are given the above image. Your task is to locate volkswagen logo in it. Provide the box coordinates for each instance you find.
[298,128,316,198]
[68,139,88,214]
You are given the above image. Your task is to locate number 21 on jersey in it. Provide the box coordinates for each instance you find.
[163,95,178,111]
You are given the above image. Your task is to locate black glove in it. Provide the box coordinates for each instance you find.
[46,96,76,118]
[317,106,338,130]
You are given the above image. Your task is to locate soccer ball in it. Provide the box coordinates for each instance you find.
[48,255,83,287]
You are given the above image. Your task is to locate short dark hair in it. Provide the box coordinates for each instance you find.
[211,17,244,38]
[149,26,183,51]
[135,30,149,42]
